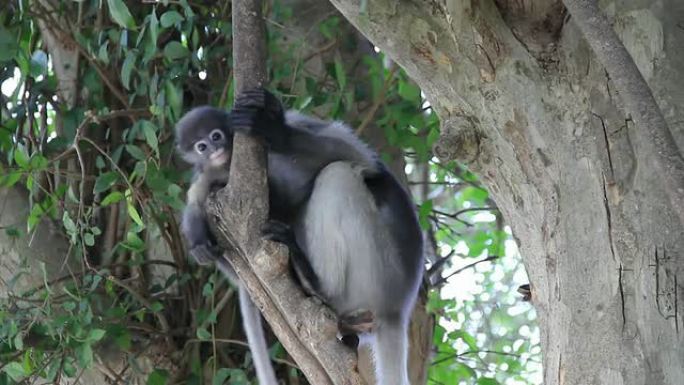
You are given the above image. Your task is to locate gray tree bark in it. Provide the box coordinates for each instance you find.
[329,0,684,384]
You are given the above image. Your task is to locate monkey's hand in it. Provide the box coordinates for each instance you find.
[232,88,289,150]
[182,205,220,265]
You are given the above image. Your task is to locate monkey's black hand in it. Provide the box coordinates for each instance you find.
[182,205,220,265]
[232,88,289,150]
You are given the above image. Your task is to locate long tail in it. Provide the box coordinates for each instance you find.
[217,259,278,385]
[373,318,410,385]
[239,286,279,385]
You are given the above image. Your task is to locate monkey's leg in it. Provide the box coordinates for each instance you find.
[262,220,322,298]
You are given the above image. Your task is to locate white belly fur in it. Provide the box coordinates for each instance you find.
[299,161,396,314]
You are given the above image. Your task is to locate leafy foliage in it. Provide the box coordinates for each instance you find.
[0,0,539,384]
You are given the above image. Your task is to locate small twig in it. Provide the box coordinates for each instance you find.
[107,275,174,351]
[432,255,501,288]
[431,350,526,366]
[356,65,398,135]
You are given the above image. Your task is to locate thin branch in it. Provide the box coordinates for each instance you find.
[432,255,501,288]
[431,349,524,366]
[356,65,398,135]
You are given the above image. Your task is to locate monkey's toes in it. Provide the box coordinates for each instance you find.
[338,309,375,335]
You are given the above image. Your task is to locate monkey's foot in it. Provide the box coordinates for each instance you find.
[261,220,295,245]
[338,309,374,335]
[338,334,360,350]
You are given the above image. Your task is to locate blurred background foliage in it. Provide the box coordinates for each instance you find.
[0,0,539,384]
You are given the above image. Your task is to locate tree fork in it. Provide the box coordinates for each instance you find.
[206,1,364,384]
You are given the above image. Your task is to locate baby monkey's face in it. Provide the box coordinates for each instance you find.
[193,128,230,168]
[174,106,233,168]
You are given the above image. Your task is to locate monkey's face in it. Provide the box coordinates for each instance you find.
[175,106,233,169]
[193,128,230,167]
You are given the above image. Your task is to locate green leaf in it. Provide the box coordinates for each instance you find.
[164,81,183,121]
[147,369,169,385]
[121,52,136,90]
[1,171,22,187]
[334,58,346,89]
[160,11,184,28]
[76,343,93,367]
[149,11,159,44]
[125,144,147,161]
[84,232,95,246]
[88,329,106,342]
[196,327,211,340]
[30,154,49,170]
[398,81,421,102]
[2,362,26,382]
[0,26,19,62]
[127,203,144,227]
[97,40,110,64]
[62,211,77,233]
[140,120,159,152]
[101,191,124,206]
[124,230,145,251]
[13,148,29,168]
[477,377,500,385]
[212,368,232,385]
[151,302,164,312]
[163,41,189,61]
[13,332,23,350]
[94,172,119,194]
[107,0,136,29]
[418,199,433,229]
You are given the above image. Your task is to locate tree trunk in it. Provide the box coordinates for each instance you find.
[329,0,684,384]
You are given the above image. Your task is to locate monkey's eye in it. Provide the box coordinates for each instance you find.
[210,129,224,142]
[195,141,208,153]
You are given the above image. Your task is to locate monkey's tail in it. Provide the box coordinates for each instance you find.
[239,287,279,385]
[373,317,410,385]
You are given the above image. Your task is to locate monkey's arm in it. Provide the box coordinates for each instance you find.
[182,171,220,265]
[232,88,379,174]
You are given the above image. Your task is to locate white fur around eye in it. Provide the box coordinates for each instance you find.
[195,140,208,154]
[210,129,224,141]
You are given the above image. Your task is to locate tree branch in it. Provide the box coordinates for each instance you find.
[562,0,684,226]
[206,1,364,384]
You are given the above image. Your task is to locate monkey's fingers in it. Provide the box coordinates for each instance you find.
[234,88,267,108]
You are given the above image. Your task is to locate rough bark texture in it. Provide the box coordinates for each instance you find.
[329,0,684,384]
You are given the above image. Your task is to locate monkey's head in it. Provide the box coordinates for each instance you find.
[175,106,233,168]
